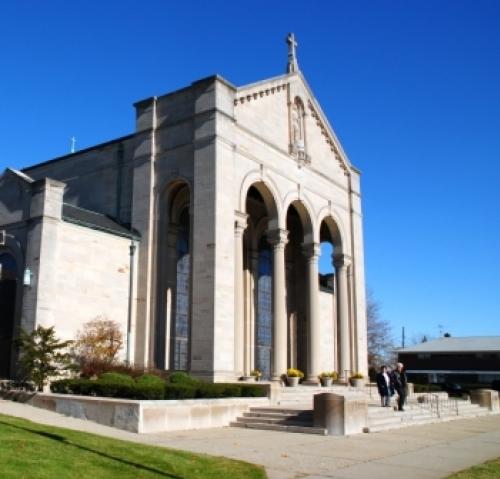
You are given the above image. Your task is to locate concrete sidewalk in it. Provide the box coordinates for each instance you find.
[1,399,500,479]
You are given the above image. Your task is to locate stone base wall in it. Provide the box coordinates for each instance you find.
[1,391,269,433]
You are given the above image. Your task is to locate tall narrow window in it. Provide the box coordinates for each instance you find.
[173,208,190,370]
[255,238,272,378]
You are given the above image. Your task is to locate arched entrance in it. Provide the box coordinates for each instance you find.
[0,252,17,378]
[242,184,279,379]
[155,181,192,371]
[285,204,307,373]
[319,216,351,378]
[285,201,314,375]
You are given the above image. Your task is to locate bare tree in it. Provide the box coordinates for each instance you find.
[367,291,395,378]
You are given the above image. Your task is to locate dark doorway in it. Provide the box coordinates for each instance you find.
[0,253,17,378]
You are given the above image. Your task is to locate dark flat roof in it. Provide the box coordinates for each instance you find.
[62,203,140,240]
[22,134,134,172]
[398,337,500,353]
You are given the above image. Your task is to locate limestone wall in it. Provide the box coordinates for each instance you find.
[37,221,132,357]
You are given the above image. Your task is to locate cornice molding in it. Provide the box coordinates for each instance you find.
[234,83,289,106]
[307,100,349,175]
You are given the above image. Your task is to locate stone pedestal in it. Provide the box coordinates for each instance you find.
[470,389,499,411]
[313,392,367,435]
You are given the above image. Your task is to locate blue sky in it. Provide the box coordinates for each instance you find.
[1,1,499,343]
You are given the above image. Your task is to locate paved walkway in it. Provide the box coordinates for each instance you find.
[1,399,500,479]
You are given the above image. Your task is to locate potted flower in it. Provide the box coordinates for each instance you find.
[349,372,364,387]
[286,368,304,387]
[250,369,262,381]
[318,371,338,387]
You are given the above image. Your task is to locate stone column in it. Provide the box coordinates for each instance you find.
[164,224,179,370]
[334,254,352,380]
[303,243,321,383]
[249,249,259,372]
[234,212,247,378]
[268,229,289,381]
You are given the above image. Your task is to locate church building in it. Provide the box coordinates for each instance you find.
[0,35,368,382]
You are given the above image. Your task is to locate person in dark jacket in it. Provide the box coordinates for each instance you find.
[376,365,393,407]
[391,362,408,411]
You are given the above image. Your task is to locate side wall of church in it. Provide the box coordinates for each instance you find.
[24,136,135,225]
[40,222,132,358]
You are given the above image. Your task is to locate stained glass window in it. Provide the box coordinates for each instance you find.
[173,209,190,371]
[256,240,272,378]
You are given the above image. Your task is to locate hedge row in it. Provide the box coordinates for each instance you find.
[50,378,266,400]
[50,378,164,400]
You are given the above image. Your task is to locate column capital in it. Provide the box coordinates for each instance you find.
[266,228,289,250]
[333,253,352,269]
[234,210,248,227]
[234,211,248,238]
[302,242,321,261]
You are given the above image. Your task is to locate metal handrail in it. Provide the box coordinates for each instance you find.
[416,393,459,418]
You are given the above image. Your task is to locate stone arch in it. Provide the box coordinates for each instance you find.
[159,177,193,222]
[240,170,282,230]
[316,207,347,254]
[283,192,315,244]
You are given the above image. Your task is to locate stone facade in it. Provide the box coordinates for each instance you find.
[0,38,367,382]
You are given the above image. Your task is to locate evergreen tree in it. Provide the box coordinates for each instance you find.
[16,325,74,391]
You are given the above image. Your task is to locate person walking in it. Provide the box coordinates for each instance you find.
[376,365,393,407]
[392,362,408,411]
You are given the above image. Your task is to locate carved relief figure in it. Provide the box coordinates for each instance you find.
[292,98,304,149]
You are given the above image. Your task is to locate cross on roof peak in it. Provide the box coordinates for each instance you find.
[286,32,299,74]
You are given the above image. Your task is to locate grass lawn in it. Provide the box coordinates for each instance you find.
[446,458,500,479]
[0,413,266,479]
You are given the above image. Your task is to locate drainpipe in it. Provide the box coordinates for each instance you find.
[126,240,137,365]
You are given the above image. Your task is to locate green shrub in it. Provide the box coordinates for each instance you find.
[168,371,199,385]
[136,374,165,387]
[50,378,164,400]
[130,383,164,400]
[196,383,238,399]
[164,383,197,399]
[50,379,71,394]
[50,377,266,400]
[99,372,134,385]
[240,384,266,397]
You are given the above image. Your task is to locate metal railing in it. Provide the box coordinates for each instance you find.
[416,393,459,418]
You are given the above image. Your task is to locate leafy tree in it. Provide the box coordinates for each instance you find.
[74,317,124,377]
[367,292,395,378]
[16,325,74,391]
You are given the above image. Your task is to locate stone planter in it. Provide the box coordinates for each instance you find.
[287,376,300,387]
[320,377,333,387]
[349,378,364,388]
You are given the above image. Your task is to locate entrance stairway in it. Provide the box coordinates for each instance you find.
[230,385,492,435]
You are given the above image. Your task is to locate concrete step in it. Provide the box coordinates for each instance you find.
[248,406,311,414]
[230,421,327,435]
[235,416,313,426]
[243,411,313,420]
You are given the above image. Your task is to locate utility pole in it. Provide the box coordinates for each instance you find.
[402,326,405,348]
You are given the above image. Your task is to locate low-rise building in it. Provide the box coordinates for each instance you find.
[397,336,500,386]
